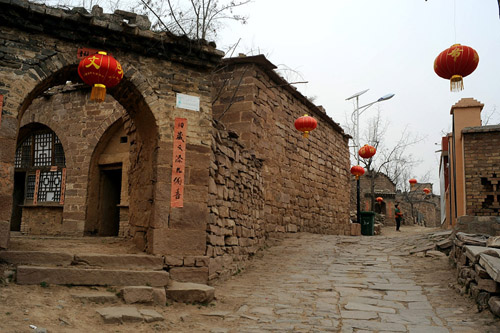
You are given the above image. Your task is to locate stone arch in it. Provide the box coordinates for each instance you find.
[6,58,158,247]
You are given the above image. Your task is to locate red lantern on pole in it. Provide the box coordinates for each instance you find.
[358,144,376,159]
[409,178,417,187]
[294,114,317,138]
[423,188,431,195]
[78,51,124,102]
[350,165,365,180]
[434,44,479,92]
[376,197,383,203]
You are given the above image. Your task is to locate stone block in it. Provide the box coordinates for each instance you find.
[152,287,167,306]
[165,280,215,303]
[0,251,73,265]
[71,292,119,304]
[476,276,500,293]
[149,228,205,256]
[169,267,208,284]
[139,309,164,323]
[479,254,500,282]
[16,266,169,286]
[487,236,500,248]
[0,221,10,249]
[350,223,361,236]
[169,202,209,229]
[122,286,154,304]
[489,296,500,317]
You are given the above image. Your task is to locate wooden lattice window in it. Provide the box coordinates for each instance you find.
[15,129,66,204]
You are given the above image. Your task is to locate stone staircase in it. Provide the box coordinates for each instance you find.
[0,249,215,304]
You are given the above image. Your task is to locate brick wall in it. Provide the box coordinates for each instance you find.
[463,125,500,216]
[212,56,351,236]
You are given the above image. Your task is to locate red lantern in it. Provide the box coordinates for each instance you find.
[78,51,124,102]
[294,114,317,138]
[376,197,383,203]
[409,178,417,187]
[359,144,376,159]
[423,188,431,195]
[434,44,479,92]
[350,165,365,180]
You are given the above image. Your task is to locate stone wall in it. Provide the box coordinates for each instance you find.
[463,125,500,216]
[20,206,63,235]
[212,56,351,236]
[206,121,265,281]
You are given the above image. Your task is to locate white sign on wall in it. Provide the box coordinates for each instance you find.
[176,93,200,112]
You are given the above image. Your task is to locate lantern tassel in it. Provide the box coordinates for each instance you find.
[90,83,106,102]
[450,75,464,92]
[303,131,309,138]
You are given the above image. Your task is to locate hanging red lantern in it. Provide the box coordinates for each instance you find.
[350,165,365,180]
[294,114,317,138]
[78,51,124,102]
[376,197,383,203]
[409,178,417,187]
[358,144,376,159]
[434,44,479,92]
[423,188,431,195]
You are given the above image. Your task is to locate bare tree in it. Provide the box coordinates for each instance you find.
[135,0,250,40]
[345,109,425,211]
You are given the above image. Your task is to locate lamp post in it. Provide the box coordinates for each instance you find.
[346,89,394,225]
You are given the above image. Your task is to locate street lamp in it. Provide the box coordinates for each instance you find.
[346,89,395,225]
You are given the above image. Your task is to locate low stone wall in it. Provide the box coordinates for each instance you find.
[455,216,500,235]
[449,220,500,317]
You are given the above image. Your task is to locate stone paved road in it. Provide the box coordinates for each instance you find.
[201,230,500,333]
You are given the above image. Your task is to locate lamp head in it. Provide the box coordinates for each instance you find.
[377,93,395,102]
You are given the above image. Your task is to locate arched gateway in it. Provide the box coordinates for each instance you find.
[0,1,222,258]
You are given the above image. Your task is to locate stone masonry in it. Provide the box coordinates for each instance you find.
[212,56,351,237]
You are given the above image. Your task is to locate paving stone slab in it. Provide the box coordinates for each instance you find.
[340,310,378,320]
[344,302,396,314]
[479,254,500,282]
[165,280,215,303]
[342,319,406,332]
[96,306,143,323]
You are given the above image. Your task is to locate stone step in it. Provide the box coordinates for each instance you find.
[0,251,164,270]
[16,266,169,287]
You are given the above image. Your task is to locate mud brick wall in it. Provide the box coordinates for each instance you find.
[206,121,265,281]
[463,125,500,216]
[212,56,351,236]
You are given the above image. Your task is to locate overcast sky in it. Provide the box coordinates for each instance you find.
[216,0,500,192]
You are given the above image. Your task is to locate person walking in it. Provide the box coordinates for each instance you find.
[395,203,403,231]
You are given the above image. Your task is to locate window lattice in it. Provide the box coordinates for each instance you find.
[33,133,52,167]
[15,138,32,168]
[37,171,62,202]
[54,136,65,166]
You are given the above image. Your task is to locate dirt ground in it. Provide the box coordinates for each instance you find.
[0,225,494,332]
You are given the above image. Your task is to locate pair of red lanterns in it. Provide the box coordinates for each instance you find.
[409,179,431,194]
[350,144,376,179]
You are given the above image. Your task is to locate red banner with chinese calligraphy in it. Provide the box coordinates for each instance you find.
[60,168,66,205]
[171,118,187,207]
[33,169,40,206]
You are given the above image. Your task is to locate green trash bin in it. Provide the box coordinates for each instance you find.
[360,211,376,236]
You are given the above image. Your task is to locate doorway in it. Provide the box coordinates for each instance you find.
[98,164,122,236]
[10,172,26,231]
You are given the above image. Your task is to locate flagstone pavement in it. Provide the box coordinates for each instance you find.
[195,227,500,332]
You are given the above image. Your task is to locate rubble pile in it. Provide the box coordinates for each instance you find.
[449,232,500,317]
